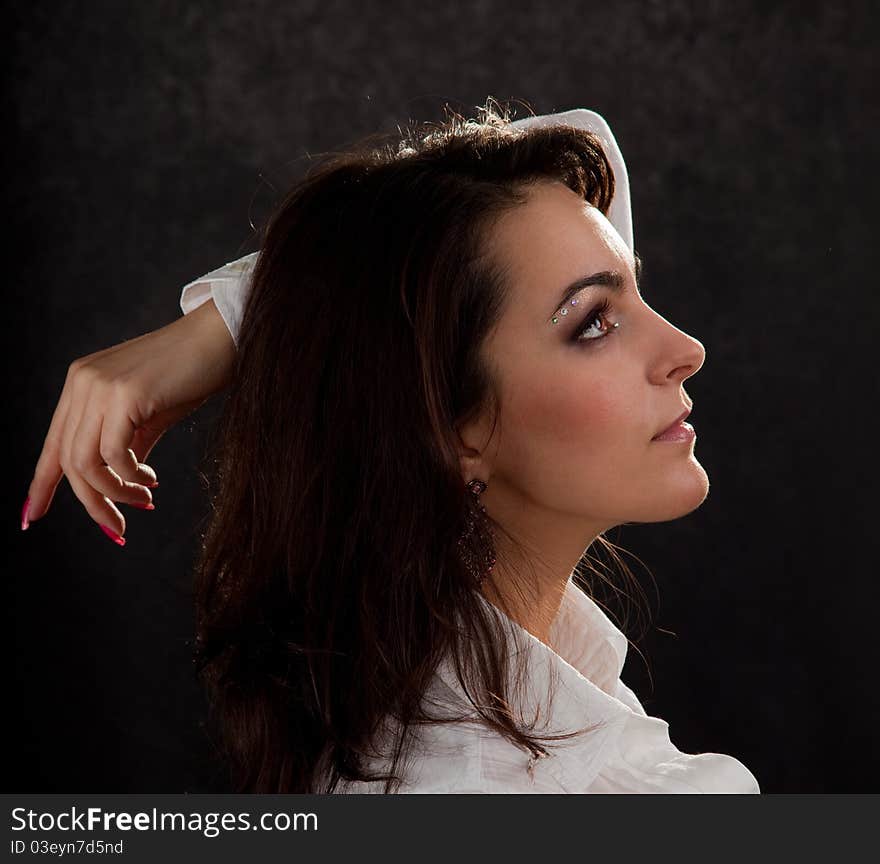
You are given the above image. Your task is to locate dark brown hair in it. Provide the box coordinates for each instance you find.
[193,98,646,793]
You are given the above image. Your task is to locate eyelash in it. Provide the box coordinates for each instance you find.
[572,298,617,344]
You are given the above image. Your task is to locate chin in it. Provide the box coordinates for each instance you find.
[665,458,710,518]
[633,458,711,523]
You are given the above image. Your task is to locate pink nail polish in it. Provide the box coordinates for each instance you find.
[131,502,155,510]
[21,496,30,531]
[99,524,126,546]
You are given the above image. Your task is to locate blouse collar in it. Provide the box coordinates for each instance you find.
[434,577,760,793]
[433,577,634,791]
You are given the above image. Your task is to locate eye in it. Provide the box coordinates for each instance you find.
[572,298,617,344]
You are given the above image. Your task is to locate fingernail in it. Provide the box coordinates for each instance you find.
[21,496,30,531]
[99,524,126,546]
[131,502,155,510]
[147,481,160,489]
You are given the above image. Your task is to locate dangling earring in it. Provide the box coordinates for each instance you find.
[456,478,497,586]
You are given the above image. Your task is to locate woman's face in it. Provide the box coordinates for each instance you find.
[461,180,708,549]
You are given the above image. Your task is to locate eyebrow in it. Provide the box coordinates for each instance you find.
[549,251,642,323]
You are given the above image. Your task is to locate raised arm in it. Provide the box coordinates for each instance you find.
[175,110,633,350]
[23,109,633,544]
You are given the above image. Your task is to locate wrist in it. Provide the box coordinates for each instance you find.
[173,297,236,394]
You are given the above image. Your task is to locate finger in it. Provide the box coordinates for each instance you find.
[65,406,130,538]
[65,464,128,540]
[71,408,154,511]
[27,376,74,524]
[130,425,166,468]
[100,407,159,488]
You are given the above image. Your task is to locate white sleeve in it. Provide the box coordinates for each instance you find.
[178,251,259,349]
[509,108,633,253]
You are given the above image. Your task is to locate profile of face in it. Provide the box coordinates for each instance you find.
[459,180,708,555]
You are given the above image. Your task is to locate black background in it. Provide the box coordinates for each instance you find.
[7,0,878,793]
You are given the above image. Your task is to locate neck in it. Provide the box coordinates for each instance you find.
[478,532,580,646]
[475,485,607,646]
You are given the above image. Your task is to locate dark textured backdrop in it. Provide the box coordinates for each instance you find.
[7,0,878,793]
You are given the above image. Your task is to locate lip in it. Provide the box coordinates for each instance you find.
[652,407,692,441]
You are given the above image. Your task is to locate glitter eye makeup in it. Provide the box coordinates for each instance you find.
[549,257,639,340]
[551,295,581,324]
[571,298,619,344]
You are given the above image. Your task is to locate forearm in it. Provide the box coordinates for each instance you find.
[166,296,237,396]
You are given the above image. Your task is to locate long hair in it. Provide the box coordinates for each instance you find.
[192,98,647,793]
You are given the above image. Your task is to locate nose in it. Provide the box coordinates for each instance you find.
[650,314,706,385]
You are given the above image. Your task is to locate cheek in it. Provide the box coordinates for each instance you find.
[505,371,635,465]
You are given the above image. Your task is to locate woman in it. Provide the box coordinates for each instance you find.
[22,101,760,794]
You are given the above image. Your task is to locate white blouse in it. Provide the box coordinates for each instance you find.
[331,580,760,794]
[177,109,760,794]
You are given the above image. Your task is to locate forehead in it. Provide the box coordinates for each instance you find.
[486,180,632,314]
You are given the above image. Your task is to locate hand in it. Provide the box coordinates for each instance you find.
[23,298,236,544]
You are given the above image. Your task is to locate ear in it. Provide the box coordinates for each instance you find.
[455,410,494,486]
[458,447,483,487]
